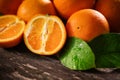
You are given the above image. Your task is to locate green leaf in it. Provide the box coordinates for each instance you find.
[59,37,95,70]
[88,33,120,68]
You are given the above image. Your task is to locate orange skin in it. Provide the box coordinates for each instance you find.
[0,34,23,48]
[66,9,109,42]
[17,0,56,22]
[0,0,23,14]
[53,0,95,20]
[95,0,120,32]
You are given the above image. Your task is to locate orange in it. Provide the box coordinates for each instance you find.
[0,15,25,48]
[66,9,109,42]
[95,0,120,32]
[53,0,95,20]
[24,14,66,55]
[17,0,56,22]
[0,0,23,14]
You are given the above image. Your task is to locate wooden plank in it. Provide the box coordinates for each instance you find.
[0,42,120,80]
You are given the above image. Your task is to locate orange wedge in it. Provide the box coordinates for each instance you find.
[0,15,25,48]
[24,15,66,55]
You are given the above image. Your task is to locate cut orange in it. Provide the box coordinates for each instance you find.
[0,15,25,48]
[24,15,66,55]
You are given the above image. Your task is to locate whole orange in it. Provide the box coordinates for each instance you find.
[95,0,120,32]
[66,9,109,42]
[17,0,56,22]
[0,0,23,14]
[53,0,95,20]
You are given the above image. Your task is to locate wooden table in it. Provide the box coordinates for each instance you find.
[0,41,120,80]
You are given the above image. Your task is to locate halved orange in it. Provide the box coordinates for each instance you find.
[24,15,66,55]
[0,15,25,48]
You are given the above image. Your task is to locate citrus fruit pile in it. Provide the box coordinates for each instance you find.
[0,0,120,70]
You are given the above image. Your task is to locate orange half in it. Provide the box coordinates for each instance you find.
[0,15,25,48]
[24,15,66,55]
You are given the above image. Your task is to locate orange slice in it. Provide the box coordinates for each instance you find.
[0,15,25,48]
[24,15,66,55]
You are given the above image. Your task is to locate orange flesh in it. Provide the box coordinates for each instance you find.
[0,23,23,39]
[0,17,16,33]
[45,21,62,52]
[0,17,22,39]
[27,18,44,50]
[27,17,62,52]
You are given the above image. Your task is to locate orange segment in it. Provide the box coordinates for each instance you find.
[24,15,66,55]
[0,22,24,39]
[46,21,62,52]
[0,15,25,48]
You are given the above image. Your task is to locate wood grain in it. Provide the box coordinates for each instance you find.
[0,41,120,80]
